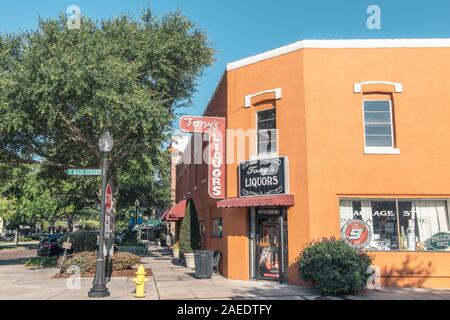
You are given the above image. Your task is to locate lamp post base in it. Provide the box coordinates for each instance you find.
[88,287,110,298]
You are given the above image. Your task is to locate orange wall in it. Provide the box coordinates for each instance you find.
[176,45,450,287]
[301,47,450,287]
[226,50,310,282]
[224,47,450,287]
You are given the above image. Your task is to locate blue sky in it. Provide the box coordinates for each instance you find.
[1,0,450,118]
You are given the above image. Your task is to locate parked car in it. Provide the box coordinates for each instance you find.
[37,234,65,257]
[2,233,16,242]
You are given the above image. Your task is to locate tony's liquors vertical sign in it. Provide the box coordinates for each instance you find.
[179,116,226,199]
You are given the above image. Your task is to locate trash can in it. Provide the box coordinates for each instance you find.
[194,250,213,279]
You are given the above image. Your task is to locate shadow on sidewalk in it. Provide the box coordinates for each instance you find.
[0,257,30,266]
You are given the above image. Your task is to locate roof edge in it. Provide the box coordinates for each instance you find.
[202,71,227,116]
[226,38,450,71]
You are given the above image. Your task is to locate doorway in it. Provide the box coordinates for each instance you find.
[250,207,288,282]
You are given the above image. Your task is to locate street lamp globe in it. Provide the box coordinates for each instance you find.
[135,199,140,207]
[99,131,114,153]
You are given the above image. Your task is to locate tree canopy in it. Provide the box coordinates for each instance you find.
[0,8,214,216]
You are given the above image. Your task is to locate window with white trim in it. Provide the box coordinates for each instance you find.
[363,100,394,148]
[257,108,277,155]
[340,199,450,251]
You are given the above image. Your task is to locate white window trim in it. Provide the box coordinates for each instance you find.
[251,107,279,160]
[362,100,400,155]
[251,152,280,161]
[354,81,403,93]
[245,88,281,108]
[364,147,400,155]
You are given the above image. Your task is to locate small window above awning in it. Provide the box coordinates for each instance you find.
[162,199,188,221]
[217,195,294,208]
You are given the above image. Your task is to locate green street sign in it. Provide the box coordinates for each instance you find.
[66,168,102,176]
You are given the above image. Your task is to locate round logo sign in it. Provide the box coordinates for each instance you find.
[341,219,372,249]
[428,232,450,250]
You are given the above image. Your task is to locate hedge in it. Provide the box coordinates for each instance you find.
[298,237,374,295]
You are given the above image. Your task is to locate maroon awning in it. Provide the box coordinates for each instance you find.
[161,210,170,221]
[162,199,188,221]
[217,195,294,208]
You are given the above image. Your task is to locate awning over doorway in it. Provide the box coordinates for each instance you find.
[161,210,170,221]
[162,199,188,221]
[217,195,294,208]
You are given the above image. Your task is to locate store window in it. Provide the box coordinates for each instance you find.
[199,221,206,237]
[340,199,450,251]
[211,218,223,238]
[257,108,277,155]
[363,100,394,148]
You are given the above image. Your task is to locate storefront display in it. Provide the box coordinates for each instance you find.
[253,208,288,281]
[257,216,280,279]
[340,199,450,251]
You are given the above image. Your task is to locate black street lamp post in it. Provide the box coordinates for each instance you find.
[88,131,113,298]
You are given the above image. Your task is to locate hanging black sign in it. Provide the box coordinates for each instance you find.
[239,157,288,197]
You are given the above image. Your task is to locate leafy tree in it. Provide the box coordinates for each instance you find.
[0,164,32,242]
[0,163,98,234]
[0,196,24,244]
[0,8,214,215]
[179,200,201,254]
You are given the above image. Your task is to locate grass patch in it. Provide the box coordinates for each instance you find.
[25,256,59,268]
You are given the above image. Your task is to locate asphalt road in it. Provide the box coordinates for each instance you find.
[0,244,37,266]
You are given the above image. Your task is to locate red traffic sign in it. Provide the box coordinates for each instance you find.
[105,183,113,213]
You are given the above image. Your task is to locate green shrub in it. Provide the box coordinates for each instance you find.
[58,231,97,253]
[58,251,141,274]
[21,237,34,242]
[298,237,374,295]
[25,256,59,268]
[179,200,201,254]
[59,251,97,274]
[110,252,141,271]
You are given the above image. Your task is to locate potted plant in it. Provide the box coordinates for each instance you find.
[172,242,180,259]
[179,200,201,269]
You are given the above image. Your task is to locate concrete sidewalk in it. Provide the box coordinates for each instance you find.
[0,245,449,300]
[143,246,450,300]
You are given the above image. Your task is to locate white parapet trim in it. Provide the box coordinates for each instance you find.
[227,38,450,71]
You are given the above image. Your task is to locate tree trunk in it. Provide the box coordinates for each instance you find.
[15,228,19,245]
[66,213,73,233]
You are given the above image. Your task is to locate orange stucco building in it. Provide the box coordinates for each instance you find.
[170,39,450,288]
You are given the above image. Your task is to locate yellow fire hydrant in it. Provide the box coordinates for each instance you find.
[132,264,148,298]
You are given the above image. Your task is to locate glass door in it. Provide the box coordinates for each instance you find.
[255,207,288,281]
